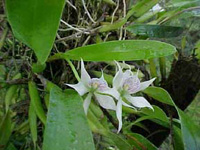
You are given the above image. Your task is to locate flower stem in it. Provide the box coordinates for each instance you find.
[65,58,81,82]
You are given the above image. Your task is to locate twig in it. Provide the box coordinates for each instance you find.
[2,78,29,85]
[66,0,77,10]
[81,0,96,24]
[55,27,100,43]
[56,31,83,42]
[111,0,119,24]
[61,19,83,32]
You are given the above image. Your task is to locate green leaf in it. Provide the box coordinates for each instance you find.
[60,40,176,61]
[5,143,17,150]
[173,125,184,150]
[6,0,65,63]
[126,0,159,19]
[141,105,169,123]
[28,101,37,147]
[144,86,200,150]
[177,108,200,150]
[28,81,46,124]
[5,73,21,112]
[127,24,183,38]
[143,86,174,106]
[126,133,157,150]
[106,132,132,150]
[0,112,13,148]
[167,0,200,8]
[43,88,95,150]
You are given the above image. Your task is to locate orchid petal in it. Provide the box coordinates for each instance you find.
[138,78,156,91]
[94,93,116,110]
[116,99,122,133]
[83,93,92,114]
[125,95,153,110]
[66,82,89,96]
[122,101,136,110]
[123,70,133,79]
[100,87,120,100]
[100,69,105,81]
[113,62,124,89]
[80,59,91,86]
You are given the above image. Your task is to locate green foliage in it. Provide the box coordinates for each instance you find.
[144,86,200,150]
[177,108,200,150]
[5,73,21,112]
[0,112,13,148]
[127,24,184,38]
[32,62,46,73]
[28,101,37,148]
[2,0,200,149]
[43,88,95,150]
[28,81,46,124]
[6,0,65,63]
[49,40,176,61]
[143,87,174,106]
[127,133,157,150]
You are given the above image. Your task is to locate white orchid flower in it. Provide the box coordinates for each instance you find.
[66,60,116,114]
[105,62,156,132]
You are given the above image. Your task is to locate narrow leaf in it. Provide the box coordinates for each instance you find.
[61,40,176,61]
[28,101,37,147]
[127,24,183,38]
[127,133,157,150]
[0,112,13,148]
[28,81,46,124]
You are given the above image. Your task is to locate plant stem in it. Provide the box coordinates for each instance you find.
[149,58,159,86]
[159,57,166,81]
[65,58,80,82]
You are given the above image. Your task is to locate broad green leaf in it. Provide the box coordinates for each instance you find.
[28,81,46,124]
[173,125,184,150]
[127,24,183,38]
[59,40,176,61]
[177,108,200,150]
[126,133,157,150]
[144,86,200,150]
[6,0,65,63]
[143,87,174,106]
[43,88,95,150]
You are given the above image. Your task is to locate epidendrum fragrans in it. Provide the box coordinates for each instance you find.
[3,0,200,150]
[66,60,155,132]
